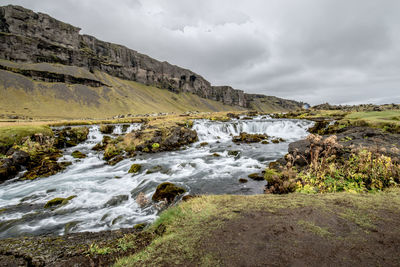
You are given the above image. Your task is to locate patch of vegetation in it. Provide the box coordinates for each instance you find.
[295,135,400,193]
[128,164,141,174]
[0,125,53,147]
[71,150,86,159]
[297,220,331,237]
[44,195,76,209]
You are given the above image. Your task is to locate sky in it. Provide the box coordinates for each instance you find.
[2,0,400,105]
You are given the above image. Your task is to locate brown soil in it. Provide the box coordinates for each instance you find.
[0,228,154,267]
[204,205,400,267]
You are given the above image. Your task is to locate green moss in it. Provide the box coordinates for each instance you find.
[151,143,160,150]
[71,150,86,159]
[104,144,122,160]
[128,164,142,174]
[44,195,76,209]
[264,169,280,183]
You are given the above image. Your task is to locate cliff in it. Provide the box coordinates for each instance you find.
[0,5,305,111]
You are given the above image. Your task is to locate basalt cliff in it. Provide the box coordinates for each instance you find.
[0,5,305,119]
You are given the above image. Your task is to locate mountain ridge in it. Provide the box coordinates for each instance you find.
[0,5,305,117]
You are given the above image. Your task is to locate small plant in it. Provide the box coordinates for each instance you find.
[152,143,160,149]
[88,243,113,255]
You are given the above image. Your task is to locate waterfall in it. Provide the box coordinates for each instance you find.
[193,118,313,142]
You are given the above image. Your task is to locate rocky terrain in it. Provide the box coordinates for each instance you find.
[0,5,305,118]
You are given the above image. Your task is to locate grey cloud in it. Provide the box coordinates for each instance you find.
[3,0,400,105]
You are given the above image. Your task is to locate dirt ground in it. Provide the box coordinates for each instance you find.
[205,206,400,267]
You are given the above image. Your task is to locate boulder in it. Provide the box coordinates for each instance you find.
[233,132,268,143]
[129,164,142,174]
[152,182,186,203]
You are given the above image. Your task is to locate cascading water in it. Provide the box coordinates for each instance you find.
[193,116,311,142]
[0,118,313,239]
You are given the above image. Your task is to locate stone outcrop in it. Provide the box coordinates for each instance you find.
[0,5,305,110]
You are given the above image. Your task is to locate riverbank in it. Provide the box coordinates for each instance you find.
[1,190,400,266]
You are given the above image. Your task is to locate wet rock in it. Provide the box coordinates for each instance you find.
[54,127,89,148]
[99,124,115,134]
[44,195,76,209]
[228,150,240,157]
[212,153,221,157]
[129,164,142,174]
[199,142,209,147]
[271,138,285,144]
[11,150,29,165]
[261,140,269,144]
[71,150,86,159]
[133,223,147,230]
[248,173,264,181]
[108,155,124,166]
[152,182,186,203]
[232,132,268,143]
[146,165,167,174]
[239,178,248,183]
[22,153,71,180]
[0,158,18,183]
[105,195,129,207]
[103,144,122,161]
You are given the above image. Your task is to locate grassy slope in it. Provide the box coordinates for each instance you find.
[114,190,400,266]
[345,110,400,124]
[0,60,243,120]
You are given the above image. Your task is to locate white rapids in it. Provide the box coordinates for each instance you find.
[0,118,313,238]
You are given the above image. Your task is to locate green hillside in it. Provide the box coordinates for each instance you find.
[0,60,243,120]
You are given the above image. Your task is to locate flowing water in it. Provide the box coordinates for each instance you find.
[0,117,312,239]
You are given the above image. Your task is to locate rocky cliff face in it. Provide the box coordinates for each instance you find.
[0,5,305,110]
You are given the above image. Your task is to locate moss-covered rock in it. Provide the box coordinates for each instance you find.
[248,173,264,181]
[54,127,89,148]
[232,132,268,143]
[108,155,124,166]
[228,150,239,157]
[99,124,115,134]
[129,164,142,173]
[103,144,122,161]
[22,152,71,180]
[133,223,147,230]
[152,182,186,203]
[44,195,76,209]
[71,150,86,159]
[271,138,285,144]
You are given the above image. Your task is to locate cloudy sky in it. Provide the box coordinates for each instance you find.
[3,0,400,105]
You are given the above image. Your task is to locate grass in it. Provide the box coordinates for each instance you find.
[297,220,331,237]
[345,110,400,124]
[113,190,400,266]
[0,125,53,147]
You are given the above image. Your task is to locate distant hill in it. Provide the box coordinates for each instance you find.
[0,5,306,119]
